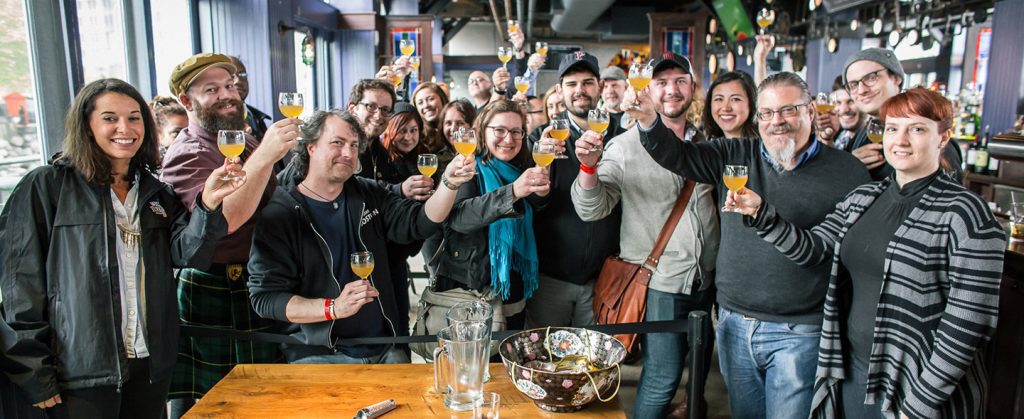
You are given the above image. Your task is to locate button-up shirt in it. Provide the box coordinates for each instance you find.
[111,178,148,358]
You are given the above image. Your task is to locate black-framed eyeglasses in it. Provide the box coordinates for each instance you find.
[487,126,525,139]
[755,103,809,121]
[845,69,886,92]
[359,101,393,116]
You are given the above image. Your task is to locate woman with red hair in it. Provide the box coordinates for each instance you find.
[729,88,1005,418]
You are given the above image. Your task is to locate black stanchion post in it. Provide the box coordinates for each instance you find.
[687,311,709,419]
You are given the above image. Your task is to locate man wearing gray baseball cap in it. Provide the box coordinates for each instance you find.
[843,48,962,181]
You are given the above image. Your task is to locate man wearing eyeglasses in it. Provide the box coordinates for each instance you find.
[525,51,624,330]
[229,56,272,142]
[843,48,962,181]
[628,72,871,419]
[347,79,397,141]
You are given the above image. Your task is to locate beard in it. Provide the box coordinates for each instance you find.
[566,92,596,118]
[763,122,799,171]
[194,98,246,132]
[658,94,692,119]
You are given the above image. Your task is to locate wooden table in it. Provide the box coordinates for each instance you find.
[185,363,626,418]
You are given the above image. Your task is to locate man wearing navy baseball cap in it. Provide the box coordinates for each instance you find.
[525,50,623,330]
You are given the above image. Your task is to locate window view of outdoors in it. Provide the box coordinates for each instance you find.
[77,0,127,82]
[0,0,42,208]
[151,0,193,97]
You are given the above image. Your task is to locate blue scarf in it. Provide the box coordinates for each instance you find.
[476,156,539,301]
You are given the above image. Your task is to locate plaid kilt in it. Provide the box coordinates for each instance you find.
[168,267,282,399]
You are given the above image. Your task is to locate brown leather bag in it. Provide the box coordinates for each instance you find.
[592,179,697,354]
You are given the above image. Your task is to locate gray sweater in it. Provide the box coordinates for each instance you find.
[571,125,719,295]
[639,118,871,324]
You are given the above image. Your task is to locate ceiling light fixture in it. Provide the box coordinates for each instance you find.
[850,19,860,31]
[888,29,902,47]
[873,18,884,35]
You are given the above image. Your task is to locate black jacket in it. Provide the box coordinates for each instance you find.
[527,111,623,284]
[357,139,424,260]
[0,164,225,402]
[433,176,545,296]
[247,171,440,361]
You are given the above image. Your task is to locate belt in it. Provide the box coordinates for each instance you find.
[198,262,248,280]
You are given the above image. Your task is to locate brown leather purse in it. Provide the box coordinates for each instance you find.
[592,179,696,354]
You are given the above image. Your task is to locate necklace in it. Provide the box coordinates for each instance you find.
[300,183,339,209]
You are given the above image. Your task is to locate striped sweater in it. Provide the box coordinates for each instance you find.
[748,175,1005,419]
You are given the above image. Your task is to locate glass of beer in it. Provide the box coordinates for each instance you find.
[350,251,375,281]
[453,128,478,175]
[278,92,304,119]
[535,41,549,56]
[627,62,653,109]
[508,19,520,34]
[410,56,421,70]
[532,143,555,168]
[217,130,246,181]
[400,39,415,57]
[497,46,513,69]
[417,153,438,177]
[757,8,774,35]
[548,118,570,159]
[1011,202,1024,243]
[722,165,749,212]
[815,93,835,114]
[514,76,530,94]
[866,118,884,144]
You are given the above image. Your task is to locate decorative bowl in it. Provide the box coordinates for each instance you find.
[498,327,626,412]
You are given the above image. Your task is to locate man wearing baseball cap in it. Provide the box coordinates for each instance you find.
[161,52,300,417]
[525,51,624,329]
[574,51,719,418]
[843,48,962,181]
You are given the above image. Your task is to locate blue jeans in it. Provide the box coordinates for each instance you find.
[292,347,410,364]
[633,288,715,419]
[716,306,820,419]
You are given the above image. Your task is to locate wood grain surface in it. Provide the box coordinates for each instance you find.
[185,363,625,418]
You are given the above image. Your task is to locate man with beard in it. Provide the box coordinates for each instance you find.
[347,79,396,141]
[843,48,962,181]
[162,53,300,418]
[573,53,719,418]
[524,51,624,329]
[629,72,870,419]
[816,76,865,151]
[599,66,627,114]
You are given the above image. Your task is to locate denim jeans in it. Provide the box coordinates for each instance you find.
[292,346,410,365]
[633,288,715,419]
[716,306,820,419]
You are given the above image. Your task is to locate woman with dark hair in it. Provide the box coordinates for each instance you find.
[438,99,477,170]
[729,88,1005,418]
[0,78,242,417]
[702,71,758,139]
[431,100,550,329]
[149,96,187,152]
[411,82,450,154]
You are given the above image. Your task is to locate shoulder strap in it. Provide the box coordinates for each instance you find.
[644,179,696,270]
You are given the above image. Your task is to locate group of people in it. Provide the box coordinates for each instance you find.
[0,26,1006,419]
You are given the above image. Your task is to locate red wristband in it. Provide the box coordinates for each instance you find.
[579,163,597,175]
[324,298,334,320]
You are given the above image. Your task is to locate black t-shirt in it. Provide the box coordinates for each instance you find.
[303,194,387,358]
[840,170,939,366]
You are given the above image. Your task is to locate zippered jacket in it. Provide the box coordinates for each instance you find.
[0,163,226,403]
[247,171,440,360]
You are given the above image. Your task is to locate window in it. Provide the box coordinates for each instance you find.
[0,0,44,210]
[76,0,128,82]
[151,0,195,97]
[294,31,315,118]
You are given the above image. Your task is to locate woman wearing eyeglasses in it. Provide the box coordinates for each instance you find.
[430,100,550,330]
[727,88,1004,418]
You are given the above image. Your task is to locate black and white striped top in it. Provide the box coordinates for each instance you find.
[748,174,1006,419]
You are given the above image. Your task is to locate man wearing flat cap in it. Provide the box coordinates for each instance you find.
[600,66,627,115]
[525,51,624,330]
[160,52,300,417]
[843,47,962,181]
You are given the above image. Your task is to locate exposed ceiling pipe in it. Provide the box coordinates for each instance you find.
[488,0,504,40]
[518,0,527,35]
[526,0,535,38]
[549,0,615,36]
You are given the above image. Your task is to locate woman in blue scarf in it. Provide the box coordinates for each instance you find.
[430,100,550,329]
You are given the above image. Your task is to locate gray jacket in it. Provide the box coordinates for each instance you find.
[572,125,719,294]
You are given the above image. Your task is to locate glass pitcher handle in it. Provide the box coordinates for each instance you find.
[432,345,448,394]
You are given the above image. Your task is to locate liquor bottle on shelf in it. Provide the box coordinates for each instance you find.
[965,137,979,172]
[973,126,991,175]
